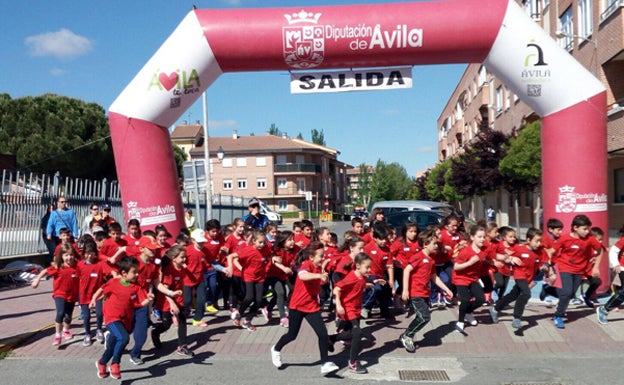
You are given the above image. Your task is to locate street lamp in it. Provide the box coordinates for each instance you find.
[555,30,597,47]
[217,146,225,161]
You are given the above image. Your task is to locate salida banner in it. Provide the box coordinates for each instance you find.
[290,67,412,94]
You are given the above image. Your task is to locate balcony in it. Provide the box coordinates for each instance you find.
[274,163,321,173]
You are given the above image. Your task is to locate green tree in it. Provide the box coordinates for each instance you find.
[296,132,303,139]
[0,93,114,178]
[370,160,413,203]
[355,163,372,208]
[172,144,187,183]
[424,160,463,203]
[268,123,281,136]
[311,128,326,145]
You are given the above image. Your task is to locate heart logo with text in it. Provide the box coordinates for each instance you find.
[159,72,178,91]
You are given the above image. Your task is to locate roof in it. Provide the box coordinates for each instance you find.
[189,134,340,157]
[170,124,203,140]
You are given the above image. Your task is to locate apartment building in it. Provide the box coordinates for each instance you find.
[179,130,350,213]
[170,122,203,162]
[437,0,624,230]
[346,165,373,208]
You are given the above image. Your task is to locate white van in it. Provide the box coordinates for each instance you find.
[259,201,283,225]
[371,200,457,217]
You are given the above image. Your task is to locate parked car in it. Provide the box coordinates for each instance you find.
[259,201,283,225]
[371,200,457,217]
[384,210,446,231]
[350,209,369,221]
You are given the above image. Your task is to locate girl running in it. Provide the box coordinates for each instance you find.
[265,230,298,327]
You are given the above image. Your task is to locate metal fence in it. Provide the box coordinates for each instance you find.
[0,170,248,260]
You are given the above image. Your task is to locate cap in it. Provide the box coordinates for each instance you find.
[101,204,111,211]
[248,197,260,207]
[191,228,208,243]
[138,236,160,251]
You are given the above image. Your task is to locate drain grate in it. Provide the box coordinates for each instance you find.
[398,370,450,382]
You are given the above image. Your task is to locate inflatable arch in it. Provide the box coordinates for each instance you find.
[109,0,606,240]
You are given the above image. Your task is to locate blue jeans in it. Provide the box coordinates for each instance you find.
[184,279,206,322]
[204,269,219,306]
[54,297,75,324]
[100,321,130,365]
[130,305,149,358]
[431,262,453,302]
[80,301,103,335]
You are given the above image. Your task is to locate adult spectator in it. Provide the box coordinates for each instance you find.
[94,203,116,233]
[81,202,99,236]
[40,204,56,265]
[486,206,496,222]
[243,197,269,230]
[46,196,79,245]
[184,209,196,232]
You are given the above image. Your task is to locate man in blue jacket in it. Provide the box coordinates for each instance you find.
[46,196,79,246]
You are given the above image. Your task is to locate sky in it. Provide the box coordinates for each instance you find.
[1,0,467,177]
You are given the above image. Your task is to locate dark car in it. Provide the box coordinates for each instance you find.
[350,209,369,221]
[385,210,446,231]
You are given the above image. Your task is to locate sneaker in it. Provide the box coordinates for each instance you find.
[553,316,565,329]
[176,345,194,357]
[454,322,467,335]
[583,295,595,308]
[192,320,209,327]
[348,360,368,374]
[233,317,241,327]
[544,298,554,307]
[52,334,62,346]
[230,309,240,320]
[511,318,522,329]
[399,333,417,353]
[96,329,105,344]
[360,308,370,319]
[77,312,85,320]
[570,297,583,305]
[241,321,256,331]
[270,345,282,368]
[62,329,73,340]
[464,313,478,326]
[83,335,92,346]
[320,361,340,375]
[152,309,162,321]
[95,360,109,379]
[261,307,270,321]
[205,305,219,314]
[280,317,289,328]
[489,307,499,324]
[129,355,144,365]
[597,306,609,325]
[151,330,162,349]
[109,363,121,380]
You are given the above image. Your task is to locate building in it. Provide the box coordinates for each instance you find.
[179,130,351,214]
[346,165,373,209]
[170,122,203,162]
[436,0,624,231]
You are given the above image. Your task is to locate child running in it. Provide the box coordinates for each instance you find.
[597,224,624,323]
[399,229,453,352]
[265,230,297,327]
[32,243,80,346]
[77,241,107,346]
[270,242,339,375]
[92,257,153,379]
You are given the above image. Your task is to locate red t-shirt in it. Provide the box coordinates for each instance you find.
[135,257,161,292]
[364,241,393,278]
[406,251,436,298]
[101,278,147,331]
[238,245,272,283]
[153,241,171,265]
[452,245,490,286]
[333,252,354,278]
[541,233,557,251]
[184,245,210,286]
[553,233,596,275]
[512,244,546,281]
[439,230,462,264]
[323,245,340,272]
[157,264,190,311]
[47,265,79,302]
[225,234,248,276]
[480,239,498,276]
[495,242,519,276]
[335,270,366,321]
[124,235,142,258]
[361,232,372,245]
[266,246,297,281]
[77,260,106,304]
[99,238,128,258]
[53,242,82,259]
[204,233,226,269]
[289,259,322,313]
[294,233,312,248]
[391,238,420,269]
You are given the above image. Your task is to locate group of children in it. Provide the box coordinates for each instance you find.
[31,211,624,379]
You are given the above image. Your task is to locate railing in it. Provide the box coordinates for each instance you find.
[274,163,321,173]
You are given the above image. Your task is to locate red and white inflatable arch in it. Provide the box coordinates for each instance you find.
[109,0,606,242]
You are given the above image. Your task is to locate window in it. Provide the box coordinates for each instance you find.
[257,178,267,189]
[478,66,487,86]
[578,0,593,39]
[559,6,573,50]
[222,157,233,168]
[297,178,306,193]
[615,168,624,203]
[237,179,247,190]
[523,0,540,20]
[222,179,233,190]
[256,156,266,166]
[276,155,287,164]
[601,0,622,22]
[236,157,247,167]
[505,88,511,110]
[297,200,307,210]
[496,86,504,113]
[278,200,288,211]
[296,155,305,164]
[277,178,287,189]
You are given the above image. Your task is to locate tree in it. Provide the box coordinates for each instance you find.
[0,93,115,179]
[407,171,429,200]
[355,163,372,208]
[172,144,187,184]
[370,160,413,203]
[268,123,281,136]
[296,132,303,140]
[311,128,326,145]
[424,160,463,204]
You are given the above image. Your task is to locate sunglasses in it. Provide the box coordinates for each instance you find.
[58,200,67,203]
[91,207,99,211]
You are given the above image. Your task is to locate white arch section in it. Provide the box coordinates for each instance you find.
[109,0,606,237]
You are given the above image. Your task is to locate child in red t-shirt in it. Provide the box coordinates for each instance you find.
[92,257,153,380]
[270,242,339,376]
[433,215,465,307]
[77,242,107,346]
[493,226,519,301]
[151,245,195,357]
[400,230,452,352]
[184,229,212,327]
[229,230,272,331]
[294,219,314,248]
[452,226,492,334]
[265,230,297,327]
[362,223,394,319]
[100,222,128,270]
[490,228,547,328]
[53,227,82,259]
[333,235,366,283]
[224,219,248,318]
[481,222,499,305]
[580,227,604,307]
[391,221,420,300]
[330,253,375,374]
[32,243,80,346]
